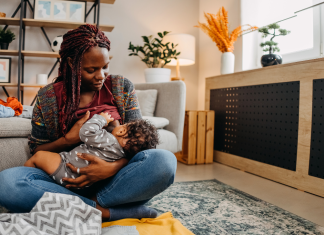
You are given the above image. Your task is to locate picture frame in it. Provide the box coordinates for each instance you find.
[34,0,86,23]
[0,57,11,84]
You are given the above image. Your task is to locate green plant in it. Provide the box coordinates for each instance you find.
[258,23,290,54]
[0,28,16,43]
[128,31,180,68]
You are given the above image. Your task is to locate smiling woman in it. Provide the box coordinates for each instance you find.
[0,24,177,222]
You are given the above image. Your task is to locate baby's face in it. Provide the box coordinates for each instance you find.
[111,124,129,148]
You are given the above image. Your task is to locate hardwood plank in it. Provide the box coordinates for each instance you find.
[205,111,215,163]
[23,19,114,32]
[0,18,114,32]
[70,0,115,3]
[214,150,324,197]
[0,83,17,87]
[197,112,206,164]
[187,111,197,165]
[0,17,20,26]
[182,112,189,160]
[23,51,59,58]
[0,50,18,56]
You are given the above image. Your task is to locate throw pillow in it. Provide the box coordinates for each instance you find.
[143,116,169,129]
[136,89,158,117]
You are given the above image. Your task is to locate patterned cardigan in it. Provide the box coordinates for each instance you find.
[28,75,141,154]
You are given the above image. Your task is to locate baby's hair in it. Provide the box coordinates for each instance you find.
[123,119,160,159]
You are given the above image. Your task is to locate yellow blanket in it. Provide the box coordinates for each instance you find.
[102,212,194,235]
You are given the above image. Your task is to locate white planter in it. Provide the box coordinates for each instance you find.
[144,68,171,83]
[221,52,235,75]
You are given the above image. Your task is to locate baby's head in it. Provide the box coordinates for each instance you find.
[111,119,160,159]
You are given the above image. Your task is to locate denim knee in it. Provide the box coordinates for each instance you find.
[144,149,177,187]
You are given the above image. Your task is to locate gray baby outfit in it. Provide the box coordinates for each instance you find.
[50,114,125,186]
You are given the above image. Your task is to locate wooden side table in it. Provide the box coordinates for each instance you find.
[175,110,215,164]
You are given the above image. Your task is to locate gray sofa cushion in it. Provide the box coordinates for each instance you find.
[0,138,31,172]
[142,116,169,129]
[157,129,177,153]
[136,89,158,117]
[0,118,32,138]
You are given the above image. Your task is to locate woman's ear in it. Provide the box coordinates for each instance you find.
[67,57,73,68]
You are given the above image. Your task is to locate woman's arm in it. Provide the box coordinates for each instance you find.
[124,78,142,123]
[33,111,91,154]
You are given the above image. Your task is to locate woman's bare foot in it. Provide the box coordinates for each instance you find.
[91,195,110,220]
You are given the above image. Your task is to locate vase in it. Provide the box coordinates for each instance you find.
[261,54,282,67]
[144,68,171,83]
[0,42,9,50]
[221,52,235,74]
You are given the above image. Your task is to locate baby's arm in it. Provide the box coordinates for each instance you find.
[79,114,115,148]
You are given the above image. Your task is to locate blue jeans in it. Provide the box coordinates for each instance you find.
[0,149,177,213]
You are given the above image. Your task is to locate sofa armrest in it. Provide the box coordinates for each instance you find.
[135,81,186,152]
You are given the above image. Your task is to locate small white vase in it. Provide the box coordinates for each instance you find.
[221,52,235,75]
[144,68,171,83]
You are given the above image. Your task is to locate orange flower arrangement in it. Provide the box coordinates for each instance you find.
[195,7,258,53]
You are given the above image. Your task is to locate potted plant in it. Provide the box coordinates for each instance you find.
[258,23,290,67]
[195,7,257,74]
[0,28,16,50]
[128,31,180,83]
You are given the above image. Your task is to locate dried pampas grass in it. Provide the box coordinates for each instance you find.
[195,7,257,53]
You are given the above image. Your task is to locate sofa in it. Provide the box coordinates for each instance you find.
[0,81,186,172]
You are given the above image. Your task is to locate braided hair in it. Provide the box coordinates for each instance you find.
[55,24,111,136]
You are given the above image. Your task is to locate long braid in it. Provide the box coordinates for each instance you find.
[56,24,111,136]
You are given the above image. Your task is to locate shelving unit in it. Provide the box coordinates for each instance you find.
[1,0,115,105]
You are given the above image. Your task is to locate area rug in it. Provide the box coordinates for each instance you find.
[146,179,324,235]
[1,179,324,234]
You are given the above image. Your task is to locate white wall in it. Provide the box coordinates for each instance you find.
[197,0,242,110]
[1,0,200,110]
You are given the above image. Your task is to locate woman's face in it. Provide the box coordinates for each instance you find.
[80,46,110,91]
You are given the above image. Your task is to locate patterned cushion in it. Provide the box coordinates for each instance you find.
[0,118,32,138]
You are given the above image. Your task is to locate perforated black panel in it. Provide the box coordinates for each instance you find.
[210,82,300,171]
[309,79,324,179]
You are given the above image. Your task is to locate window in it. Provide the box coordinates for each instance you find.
[242,0,321,71]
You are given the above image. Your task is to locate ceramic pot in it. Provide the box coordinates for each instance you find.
[144,68,171,83]
[0,42,9,50]
[221,52,235,74]
[261,54,282,67]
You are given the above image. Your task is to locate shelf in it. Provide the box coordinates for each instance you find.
[0,83,17,87]
[21,84,45,89]
[0,18,114,32]
[0,50,18,56]
[0,50,113,59]
[70,0,115,3]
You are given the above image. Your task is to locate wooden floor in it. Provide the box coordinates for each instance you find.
[175,161,324,227]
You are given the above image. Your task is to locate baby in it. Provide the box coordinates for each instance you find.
[24,111,159,187]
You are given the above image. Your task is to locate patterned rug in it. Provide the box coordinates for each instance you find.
[1,179,324,234]
[146,179,324,235]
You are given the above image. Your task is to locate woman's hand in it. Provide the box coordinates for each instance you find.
[63,153,129,188]
[64,111,90,145]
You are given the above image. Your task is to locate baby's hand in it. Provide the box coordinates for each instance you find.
[100,112,114,126]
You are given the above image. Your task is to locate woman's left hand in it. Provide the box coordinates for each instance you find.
[63,153,126,188]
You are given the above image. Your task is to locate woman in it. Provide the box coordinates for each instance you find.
[0,25,177,221]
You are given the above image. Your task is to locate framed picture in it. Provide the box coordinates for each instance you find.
[0,58,11,83]
[34,0,86,23]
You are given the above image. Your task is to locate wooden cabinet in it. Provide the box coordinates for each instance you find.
[176,110,215,165]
